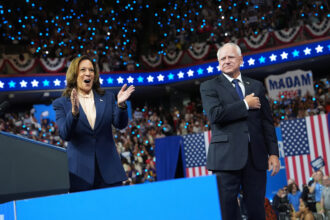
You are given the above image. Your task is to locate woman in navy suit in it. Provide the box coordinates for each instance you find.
[53,56,135,192]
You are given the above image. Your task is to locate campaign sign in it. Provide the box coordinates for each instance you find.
[311,156,325,171]
[265,69,314,100]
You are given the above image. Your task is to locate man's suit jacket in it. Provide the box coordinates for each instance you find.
[200,74,279,171]
[52,90,127,185]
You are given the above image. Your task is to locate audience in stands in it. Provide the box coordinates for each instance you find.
[0,1,143,71]
[149,0,328,55]
[0,1,328,71]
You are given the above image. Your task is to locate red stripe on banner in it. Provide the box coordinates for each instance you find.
[192,168,196,177]
[292,157,299,186]
[299,156,306,185]
[324,114,330,176]
[318,115,329,175]
[285,157,290,179]
[307,155,313,177]
[310,116,319,159]
[198,167,203,176]
[285,157,291,180]
[186,168,190,178]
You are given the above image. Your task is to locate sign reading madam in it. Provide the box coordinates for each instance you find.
[265,69,314,100]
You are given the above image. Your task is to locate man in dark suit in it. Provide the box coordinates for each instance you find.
[200,43,280,220]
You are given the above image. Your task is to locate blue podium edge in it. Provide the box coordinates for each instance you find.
[15,175,221,220]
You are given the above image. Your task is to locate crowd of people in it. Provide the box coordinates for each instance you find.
[0,0,144,71]
[150,0,328,55]
[272,171,330,219]
[0,0,328,71]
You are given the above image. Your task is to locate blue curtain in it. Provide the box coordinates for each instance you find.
[155,136,183,181]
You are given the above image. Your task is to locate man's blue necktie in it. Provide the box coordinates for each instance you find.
[232,79,244,100]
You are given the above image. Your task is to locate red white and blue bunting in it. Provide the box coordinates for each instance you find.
[6,54,37,73]
[163,50,184,66]
[305,19,330,37]
[141,19,329,66]
[241,31,271,50]
[273,26,302,43]
[141,54,162,68]
[187,42,211,60]
[39,58,67,73]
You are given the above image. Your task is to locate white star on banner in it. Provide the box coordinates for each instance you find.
[280,51,288,60]
[315,45,323,53]
[206,66,213,73]
[217,65,221,71]
[187,69,194,77]
[20,80,27,88]
[127,76,134,83]
[99,78,104,85]
[247,58,255,66]
[147,75,154,82]
[177,71,184,78]
[240,61,244,67]
[117,77,124,84]
[269,54,277,62]
[157,74,164,81]
[0,81,4,88]
[304,47,311,55]
[31,79,39,87]
[54,79,61,86]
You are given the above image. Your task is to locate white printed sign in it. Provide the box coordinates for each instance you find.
[265,69,315,100]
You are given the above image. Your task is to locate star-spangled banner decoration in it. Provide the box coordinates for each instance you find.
[183,131,212,177]
[280,113,330,190]
[0,39,329,92]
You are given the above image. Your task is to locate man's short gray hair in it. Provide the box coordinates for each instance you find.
[217,43,242,60]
